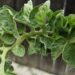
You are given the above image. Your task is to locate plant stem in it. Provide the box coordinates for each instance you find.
[0,47,10,75]
[12,30,43,48]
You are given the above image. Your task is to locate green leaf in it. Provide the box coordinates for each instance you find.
[29,5,40,28]
[0,27,4,36]
[14,0,33,25]
[68,14,75,27]
[4,61,14,73]
[49,10,64,31]
[0,34,16,45]
[28,38,41,55]
[51,37,66,60]
[69,31,75,44]
[62,43,75,68]
[40,34,66,60]
[2,5,17,16]
[0,9,19,38]
[17,24,25,35]
[29,0,51,28]
[28,36,48,56]
[12,45,25,57]
[40,36,52,49]
[54,11,65,30]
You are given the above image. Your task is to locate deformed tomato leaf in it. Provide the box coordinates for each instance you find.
[14,0,33,25]
[68,14,75,27]
[29,5,40,28]
[4,61,14,73]
[54,11,65,31]
[28,39,41,55]
[62,43,75,68]
[0,9,19,38]
[40,34,66,60]
[0,34,16,45]
[49,10,64,31]
[29,0,51,28]
[40,36,52,49]
[2,5,17,16]
[12,45,25,57]
[28,36,48,56]
[50,35,66,60]
[62,44,75,68]
[17,24,25,35]
[69,31,75,44]
[0,27,4,36]
[51,39,66,60]
[34,0,50,25]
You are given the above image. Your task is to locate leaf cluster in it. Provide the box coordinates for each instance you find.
[0,0,75,75]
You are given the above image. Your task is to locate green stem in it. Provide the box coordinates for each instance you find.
[0,47,10,75]
[12,30,43,47]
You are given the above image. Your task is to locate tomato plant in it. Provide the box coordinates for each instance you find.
[0,0,75,75]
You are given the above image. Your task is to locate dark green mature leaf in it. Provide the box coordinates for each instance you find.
[29,5,40,28]
[0,34,16,45]
[14,0,33,25]
[63,14,75,34]
[69,30,75,44]
[12,45,25,57]
[4,61,14,73]
[40,33,66,60]
[0,9,19,38]
[62,43,75,68]
[34,0,50,25]
[17,24,25,35]
[28,36,48,56]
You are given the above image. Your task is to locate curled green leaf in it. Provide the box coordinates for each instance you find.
[62,43,75,68]
[14,0,33,25]
[29,0,51,28]
[12,45,25,57]
[0,34,16,45]
[0,9,19,38]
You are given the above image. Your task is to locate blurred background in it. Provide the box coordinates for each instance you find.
[0,0,64,10]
